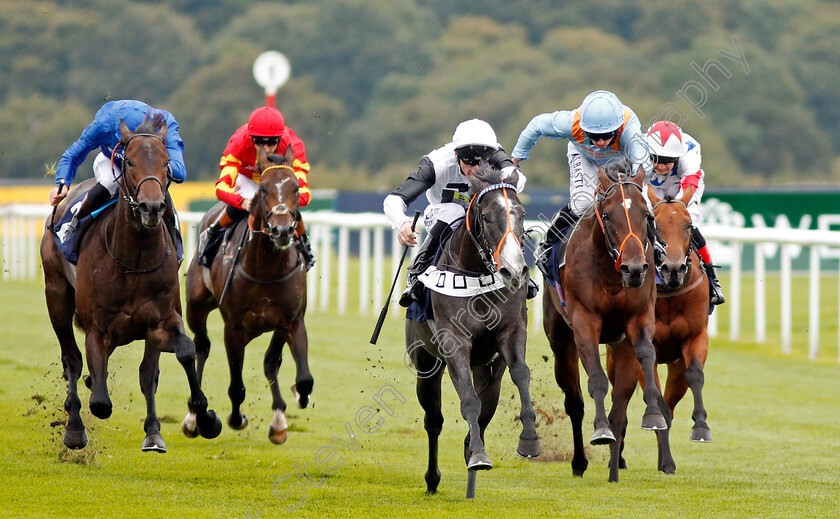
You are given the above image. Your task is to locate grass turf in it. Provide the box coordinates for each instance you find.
[0,274,838,518]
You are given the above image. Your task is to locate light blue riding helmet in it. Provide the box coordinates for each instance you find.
[579,90,625,133]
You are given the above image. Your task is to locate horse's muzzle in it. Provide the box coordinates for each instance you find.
[659,260,688,289]
[138,200,165,228]
[269,225,295,249]
[619,262,649,288]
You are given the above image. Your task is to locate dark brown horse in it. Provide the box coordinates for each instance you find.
[542,158,666,482]
[183,145,312,444]
[406,164,540,498]
[607,185,711,475]
[40,115,222,452]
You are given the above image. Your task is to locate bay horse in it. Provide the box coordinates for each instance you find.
[406,164,540,498]
[542,158,667,482]
[183,145,312,445]
[607,184,711,475]
[40,114,222,452]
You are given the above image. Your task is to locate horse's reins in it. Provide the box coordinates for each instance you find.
[594,179,646,272]
[465,182,519,273]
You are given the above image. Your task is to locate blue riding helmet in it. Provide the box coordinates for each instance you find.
[579,90,625,133]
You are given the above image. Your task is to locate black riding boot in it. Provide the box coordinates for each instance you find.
[298,231,316,271]
[398,220,451,308]
[535,204,579,277]
[703,262,726,306]
[56,182,112,243]
[197,212,225,261]
[647,214,667,268]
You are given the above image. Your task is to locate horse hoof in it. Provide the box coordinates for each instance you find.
[198,410,223,439]
[641,412,668,431]
[89,399,112,420]
[227,413,248,430]
[516,437,542,459]
[467,452,492,471]
[590,427,616,445]
[660,463,676,474]
[269,426,288,445]
[181,413,198,438]
[142,433,167,453]
[690,426,712,443]
[291,383,311,409]
[83,375,92,390]
[63,428,88,450]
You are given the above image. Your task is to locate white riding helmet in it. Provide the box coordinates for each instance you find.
[451,119,501,151]
[579,90,625,134]
[645,120,687,159]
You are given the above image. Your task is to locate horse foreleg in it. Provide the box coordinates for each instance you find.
[445,347,491,471]
[606,342,640,482]
[185,266,216,384]
[412,344,445,494]
[499,327,541,459]
[139,345,166,452]
[85,331,113,420]
[684,333,711,443]
[223,324,249,430]
[468,355,506,459]
[265,330,288,444]
[171,320,221,440]
[547,313,588,476]
[572,316,613,446]
[628,319,668,432]
[287,318,314,409]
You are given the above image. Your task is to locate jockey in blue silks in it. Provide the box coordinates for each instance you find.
[49,100,186,243]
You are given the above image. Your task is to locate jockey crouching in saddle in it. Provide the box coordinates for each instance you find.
[196,106,315,269]
[383,119,537,308]
[511,90,665,276]
[50,100,186,247]
[644,120,725,305]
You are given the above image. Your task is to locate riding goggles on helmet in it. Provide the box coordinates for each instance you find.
[650,154,678,165]
[456,145,494,166]
[585,130,616,142]
[252,136,280,146]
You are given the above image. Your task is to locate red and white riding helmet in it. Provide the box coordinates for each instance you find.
[645,120,687,160]
[247,106,286,137]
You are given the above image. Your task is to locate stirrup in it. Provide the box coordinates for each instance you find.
[526,277,539,300]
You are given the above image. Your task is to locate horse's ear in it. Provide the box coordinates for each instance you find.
[633,164,645,186]
[256,145,269,170]
[157,120,168,140]
[647,183,661,206]
[598,166,608,187]
[680,184,695,205]
[119,119,133,143]
[283,144,294,166]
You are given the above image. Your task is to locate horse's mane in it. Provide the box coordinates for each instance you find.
[602,157,636,183]
[468,162,504,196]
[134,111,167,134]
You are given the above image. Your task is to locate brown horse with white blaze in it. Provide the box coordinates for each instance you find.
[40,114,222,452]
[543,158,667,482]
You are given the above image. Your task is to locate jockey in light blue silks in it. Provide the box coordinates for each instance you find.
[511,90,664,274]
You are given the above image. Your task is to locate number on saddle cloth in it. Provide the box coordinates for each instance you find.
[52,192,117,265]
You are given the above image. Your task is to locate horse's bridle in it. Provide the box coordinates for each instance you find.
[652,197,693,277]
[248,164,301,238]
[112,133,171,216]
[594,179,646,272]
[465,182,521,273]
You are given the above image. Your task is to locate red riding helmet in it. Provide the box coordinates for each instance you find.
[247,106,286,137]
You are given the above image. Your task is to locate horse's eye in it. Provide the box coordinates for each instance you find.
[481,214,490,223]
[601,213,609,221]
[125,159,134,168]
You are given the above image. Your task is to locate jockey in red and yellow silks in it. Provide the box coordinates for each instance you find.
[215,123,311,210]
[196,106,315,270]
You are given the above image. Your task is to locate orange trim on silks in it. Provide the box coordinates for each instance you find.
[610,110,632,151]
[571,110,586,144]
